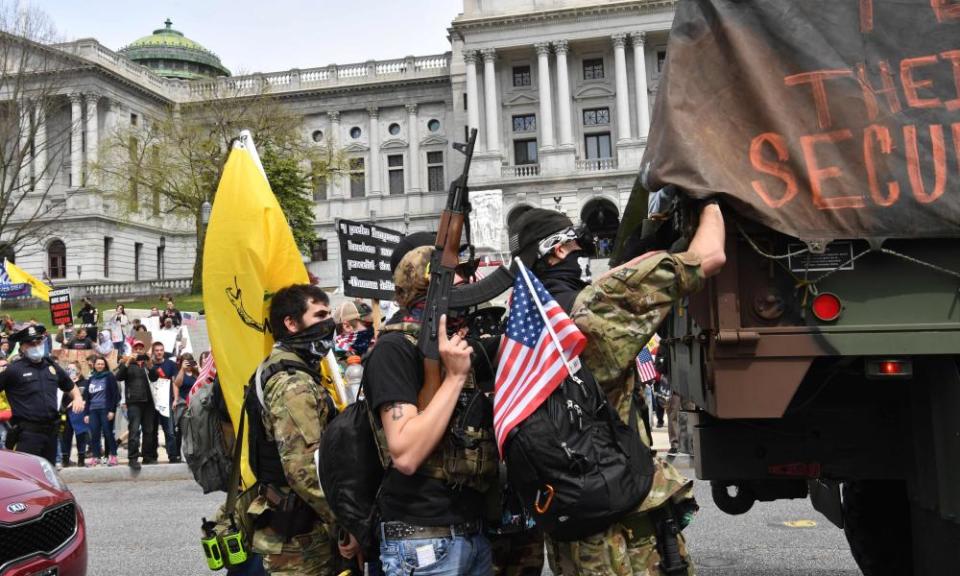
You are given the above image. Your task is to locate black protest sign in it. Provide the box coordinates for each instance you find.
[337,219,403,300]
[49,288,73,327]
[640,0,960,241]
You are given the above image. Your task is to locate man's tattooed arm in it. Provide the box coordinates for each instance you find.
[382,402,405,421]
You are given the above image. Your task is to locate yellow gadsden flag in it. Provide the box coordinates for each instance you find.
[202,133,308,487]
[5,259,52,302]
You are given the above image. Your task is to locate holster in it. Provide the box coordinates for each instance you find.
[652,506,689,575]
[259,483,319,542]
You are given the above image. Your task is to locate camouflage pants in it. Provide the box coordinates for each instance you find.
[254,523,335,576]
[491,530,546,576]
[550,515,695,576]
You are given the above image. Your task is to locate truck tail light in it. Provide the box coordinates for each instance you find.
[866,359,913,379]
[811,292,842,322]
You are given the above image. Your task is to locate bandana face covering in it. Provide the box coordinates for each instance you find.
[281,318,336,364]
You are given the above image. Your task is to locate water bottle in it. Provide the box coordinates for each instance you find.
[344,355,363,404]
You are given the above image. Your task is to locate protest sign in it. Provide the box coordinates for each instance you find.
[49,288,73,327]
[152,378,171,418]
[336,219,403,300]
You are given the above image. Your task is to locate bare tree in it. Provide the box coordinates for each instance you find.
[98,78,347,292]
[0,3,80,258]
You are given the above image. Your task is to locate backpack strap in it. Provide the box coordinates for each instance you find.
[225,384,255,519]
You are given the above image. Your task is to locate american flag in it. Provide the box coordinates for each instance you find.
[187,353,218,404]
[494,262,587,454]
[636,346,658,383]
[335,331,357,352]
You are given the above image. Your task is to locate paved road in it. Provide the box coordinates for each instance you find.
[69,472,861,575]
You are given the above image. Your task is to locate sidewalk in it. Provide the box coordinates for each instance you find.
[59,425,694,484]
[59,443,193,484]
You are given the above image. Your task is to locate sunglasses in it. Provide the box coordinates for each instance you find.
[537,227,579,258]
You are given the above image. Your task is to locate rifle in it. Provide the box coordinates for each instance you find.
[417,128,513,408]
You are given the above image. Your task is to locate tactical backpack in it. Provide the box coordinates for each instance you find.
[181,377,234,494]
[317,397,384,557]
[502,367,655,541]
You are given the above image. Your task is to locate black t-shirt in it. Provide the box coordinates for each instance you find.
[364,331,484,526]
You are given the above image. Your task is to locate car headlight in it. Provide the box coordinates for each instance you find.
[37,457,67,491]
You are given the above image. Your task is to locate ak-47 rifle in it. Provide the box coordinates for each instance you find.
[417,128,513,408]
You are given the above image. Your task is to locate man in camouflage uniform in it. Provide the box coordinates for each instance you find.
[246,284,342,576]
[507,202,726,575]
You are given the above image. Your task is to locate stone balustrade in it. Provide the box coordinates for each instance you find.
[576,158,619,172]
[501,164,540,178]
[55,39,451,104]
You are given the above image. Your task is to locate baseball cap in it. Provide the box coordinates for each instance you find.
[334,301,360,324]
[508,208,575,267]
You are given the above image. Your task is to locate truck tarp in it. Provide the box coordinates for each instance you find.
[640,0,960,241]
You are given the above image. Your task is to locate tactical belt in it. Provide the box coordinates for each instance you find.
[381,520,482,540]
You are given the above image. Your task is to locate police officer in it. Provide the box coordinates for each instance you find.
[245,284,340,575]
[0,324,84,463]
[507,204,725,575]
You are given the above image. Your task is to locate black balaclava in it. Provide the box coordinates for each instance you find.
[536,251,587,314]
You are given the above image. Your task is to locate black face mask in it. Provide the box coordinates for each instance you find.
[280,318,336,364]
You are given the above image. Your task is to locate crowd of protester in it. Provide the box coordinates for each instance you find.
[0,297,201,469]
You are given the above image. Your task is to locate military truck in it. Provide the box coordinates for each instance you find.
[622,1,960,574]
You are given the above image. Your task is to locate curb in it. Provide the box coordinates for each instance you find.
[61,463,193,483]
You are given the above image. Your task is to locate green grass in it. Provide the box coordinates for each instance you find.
[0,293,206,325]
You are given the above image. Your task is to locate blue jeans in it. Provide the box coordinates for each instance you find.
[88,408,117,457]
[379,528,491,576]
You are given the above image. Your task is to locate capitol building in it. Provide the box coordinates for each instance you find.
[13,0,675,290]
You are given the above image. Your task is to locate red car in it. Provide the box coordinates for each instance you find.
[0,449,87,576]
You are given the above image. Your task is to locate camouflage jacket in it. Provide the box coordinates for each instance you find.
[572,250,704,511]
[247,347,334,555]
[572,250,703,406]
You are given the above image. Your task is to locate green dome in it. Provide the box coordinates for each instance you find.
[120,19,231,80]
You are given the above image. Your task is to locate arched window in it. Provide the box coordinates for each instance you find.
[48,239,66,279]
[0,243,15,264]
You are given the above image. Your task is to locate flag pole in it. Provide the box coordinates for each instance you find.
[238,129,267,179]
[513,257,583,383]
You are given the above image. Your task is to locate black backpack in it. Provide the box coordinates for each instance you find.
[502,368,654,541]
[317,396,384,558]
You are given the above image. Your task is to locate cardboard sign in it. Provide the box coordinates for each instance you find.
[640,0,960,240]
[49,288,73,327]
[336,219,403,300]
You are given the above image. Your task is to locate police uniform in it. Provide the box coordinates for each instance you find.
[0,325,77,463]
[509,209,700,576]
[246,345,336,576]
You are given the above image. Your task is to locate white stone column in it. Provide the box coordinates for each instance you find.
[367,106,381,195]
[33,99,47,190]
[328,111,340,197]
[481,48,500,153]
[535,42,555,148]
[463,50,482,149]
[406,104,421,192]
[69,93,83,188]
[632,32,651,140]
[17,101,30,189]
[554,40,574,147]
[612,33,632,142]
[85,92,100,186]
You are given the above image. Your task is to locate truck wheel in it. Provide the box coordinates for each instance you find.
[710,481,756,515]
[841,480,912,576]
